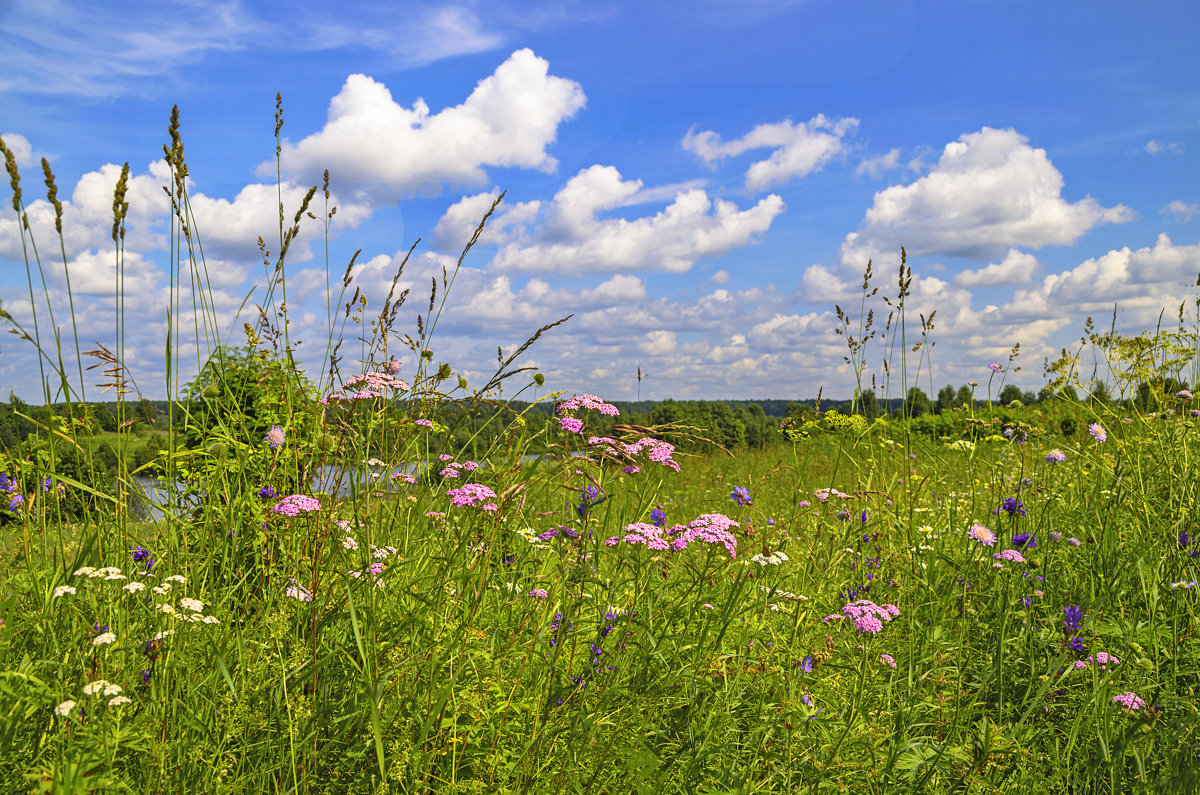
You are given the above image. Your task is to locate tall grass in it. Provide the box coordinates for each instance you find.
[0,106,1198,794]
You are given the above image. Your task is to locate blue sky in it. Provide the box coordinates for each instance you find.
[1,0,1198,404]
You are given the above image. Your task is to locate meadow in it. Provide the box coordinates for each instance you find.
[1,114,1199,793]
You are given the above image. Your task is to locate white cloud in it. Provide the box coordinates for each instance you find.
[856,148,901,178]
[1,133,34,168]
[841,127,1134,265]
[485,165,785,274]
[637,330,677,356]
[270,49,586,203]
[683,114,859,190]
[953,249,1039,287]
[710,269,730,286]
[1146,140,1183,155]
[1162,200,1200,222]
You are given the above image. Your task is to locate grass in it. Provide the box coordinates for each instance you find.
[1,111,1199,794]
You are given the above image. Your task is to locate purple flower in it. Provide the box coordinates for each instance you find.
[969,523,997,546]
[559,417,584,435]
[1113,691,1144,711]
[1062,605,1084,633]
[1177,390,1193,400]
[257,485,277,499]
[880,653,897,669]
[130,546,151,563]
[988,362,1003,373]
[1011,533,1037,550]
[730,486,751,506]
[1067,537,1081,547]
[993,549,1026,563]
[1088,423,1106,442]
[264,425,286,451]
[650,507,666,528]
[529,588,548,599]
[1045,449,1066,464]
[997,497,1026,517]
[7,493,22,512]
[271,494,321,516]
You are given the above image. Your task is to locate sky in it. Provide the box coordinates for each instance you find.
[1,0,1198,405]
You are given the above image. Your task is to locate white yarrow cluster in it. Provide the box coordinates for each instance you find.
[750,551,789,566]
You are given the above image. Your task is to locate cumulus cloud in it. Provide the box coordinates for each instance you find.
[269,49,586,203]
[483,165,784,274]
[856,148,901,178]
[1162,200,1200,222]
[953,249,1039,287]
[1145,140,1183,155]
[683,114,859,191]
[1,133,34,167]
[840,127,1134,265]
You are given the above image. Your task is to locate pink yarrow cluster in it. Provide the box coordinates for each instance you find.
[587,435,681,473]
[320,370,410,404]
[828,600,900,634]
[993,549,1026,563]
[558,394,620,417]
[440,459,480,479]
[446,483,498,511]
[605,513,739,559]
[271,495,321,516]
[1112,691,1144,711]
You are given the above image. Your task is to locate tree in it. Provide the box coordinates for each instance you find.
[936,384,957,414]
[998,384,1023,405]
[857,389,880,420]
[956,384,973,408]
[900,387,932,418]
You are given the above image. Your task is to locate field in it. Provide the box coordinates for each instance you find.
[1,124,1199,794]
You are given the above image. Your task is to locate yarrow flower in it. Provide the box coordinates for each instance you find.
[271,494,321,516]
[92,632,117,646]
[52,585,76,598]
[969,523,997,546]
[264,425,286,450]
[54,700,76,717]
[880,653,897,669]
[559,417,584,434]
[446,482,498,510]
[558,394,619,417]
[1113,691,1144,711]
[1045,449,1066,464]
[1088,423,1106,442]
[840,600,900,635]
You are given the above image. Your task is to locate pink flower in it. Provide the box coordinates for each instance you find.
[880,654,896,669]
[264,425,286,451]
[446,483,497,508]
[969,523,997,546]
[559,417,584,434]
[993,549,1026,563]
[1112,691,1144,711]
[1088,423,1106,443]
[558,394,619,417]
[853,615,883,634]
[622,465,641,474]
[414,419,433,428]
[988,362,1003,373]
[271,495,321,516]
[528,588,548,599]
[1045,449,1066,463]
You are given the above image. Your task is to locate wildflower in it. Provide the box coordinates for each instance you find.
[264,425,286,450]
[82,681,109,696]
[271,494,321,516]
[1177,390,1193,400]
[1113,691,1144,711]
[559,417,584,434]
[1088,651,1120,669]
[122,581,146,594]
[386,358,401,375]
[52,585,76,598]
[880,653,897,669]
[988,362,1003,373]
[285,580,313,602]
[1045,449,1066,463]
[853,614,884,634]
[1062,605,1084,632]
[622,465,641,474]
[1011,533,1037,550]
[529,588,548,599]
[73,566,97,577]
[446,483,498,509]
[969,380,978,387]
[179,598,204,613]
[558,394,620,417]
[342,536,358,550]
[8,494,23,511]
[993,549,1025,563]
[1067,537,1081,546]
[1088,423,1106,442]
[92,632,117,646]
[108,695,131,707]
[1049,531,1062,541]
[968,523,997,546]
[54,700,76,717]
[997,497,1026,517]
[257,485,277,499]
[414,419,433,428]
[730,486,752,506]
[102,683,122,697]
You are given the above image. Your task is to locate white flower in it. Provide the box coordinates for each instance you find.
[55,700,76,716]
[152,630,174,641]
[104,573,127,581]
[152,585,170,595]
[372,548,389,559]
[96,567,121,577]
[108,695,131,707]
[123,581,146,594]
[82,680,108,695]
[52,585,76,598]
[164,575,188,584]
[342,537,358,550]
[157,603,177,616]
[73,567,97,577]
[102,683,122,697]
[179,598,205,613]
[200,615,219,625]
[92,632,116,646]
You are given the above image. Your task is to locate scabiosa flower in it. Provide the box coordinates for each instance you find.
[285,580,313,602]
[730,486,751,506]
[969,523,997,546]
[271,494,321,516]
[264,425,286,451]
[880,653,897,669]
[1067,537,1081,546]
[993,549,1026,563]
[1049,531,1062,541]
[1088,423,1107,442]
[988,362,1003,373]
[1045,449,1066,463]
[529,588,548,599]
[1177,390,1193,400]
[1113,691,1144,711]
